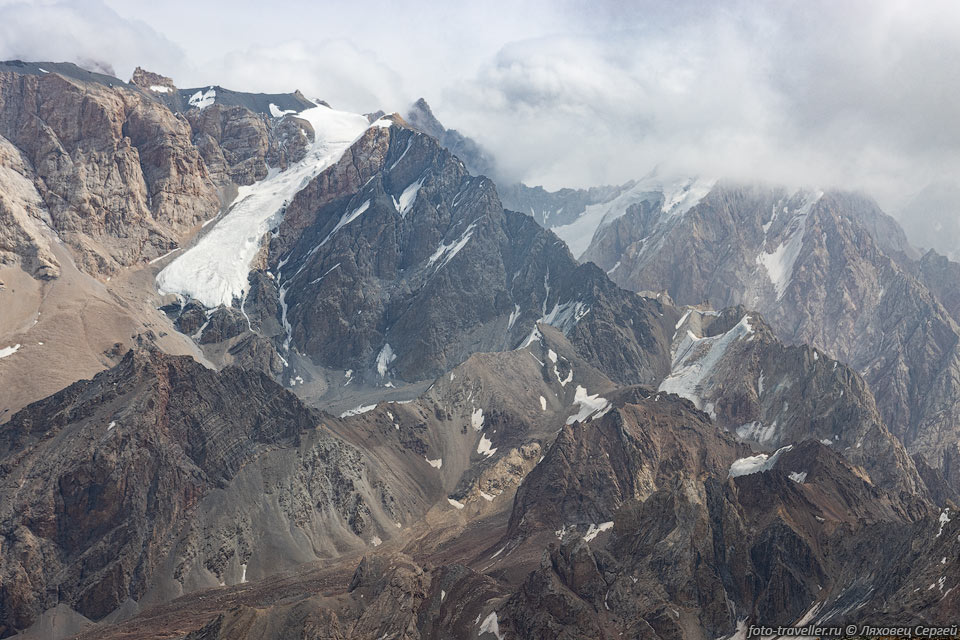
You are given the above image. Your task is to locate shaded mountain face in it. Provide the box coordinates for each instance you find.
[551,180,960,476]
[196,119,677,389]
[0,320,664,637]
[658,306,927,503]
[498,424,952,638]
[499,410,938,640]
[404,98,496,178]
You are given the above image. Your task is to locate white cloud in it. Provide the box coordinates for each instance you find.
[0,0,187,81]
[199,39,406,114]
[439,0,960,207]
[2,0,960,246]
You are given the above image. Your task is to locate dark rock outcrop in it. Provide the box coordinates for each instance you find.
[263,121,675,386]
[0,350,405,636]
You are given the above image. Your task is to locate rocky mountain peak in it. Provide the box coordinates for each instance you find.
[130,67,175,93]
[405,97,446,139]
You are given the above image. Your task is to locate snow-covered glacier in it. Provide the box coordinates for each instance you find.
[156,105,372,308]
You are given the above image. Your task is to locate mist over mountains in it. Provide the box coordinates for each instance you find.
[0,3,959,639]
[2,0,960,243]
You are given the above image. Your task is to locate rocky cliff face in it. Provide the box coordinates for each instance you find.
[498,403,936,639]
[0,350,413,637]
[565,181,960,476]
[0,67,221,276]
[187,104,315,188]
[658,306,927,504]
[249,121,675,387]
[0,135,59,278]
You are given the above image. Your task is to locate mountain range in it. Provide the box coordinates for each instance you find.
[0,61,957,639]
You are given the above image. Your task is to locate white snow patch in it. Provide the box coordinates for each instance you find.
[149,85,170,93]
[188,87,216,110]
[371,536,382,547]
[547,349,558,363]
[519,325,543,349]
[157,106,371,307]
[240,563,247,583]
[376,343,396,376]
[491,546,505,558]
[38,67,48,73]
[729,445,793,478]
[0,344,21,359]
[394,176,424,217]
[721,619,750,640]
[340,404,377,418]
[441,589,446,601]
[389,138,412,171]
[107,421,116,431]
[471,408,484,431]
[447,498,465,509]
[426,223,476,270]
[268,103,296,118]
[541,300,590,334]
[477,433,497,457]
[507,304,521,330]
[426,457,443,469]
[148,247,181,264]
[704,402,717,421]
[309,262,341,285]
[658,315,754,411]
[937,509,952,537]
[788,471,808,484]
[540,395,547,411]
[314,199,371,251]
[583,521,614,542]
[479,612,504,640]
[479,489,495,501]
[566,385,611,424]
[756,191,823,299]
[736,421,778,446]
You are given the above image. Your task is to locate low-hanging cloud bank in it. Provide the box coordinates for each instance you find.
[1,0,959,237]
[443,0,960,208]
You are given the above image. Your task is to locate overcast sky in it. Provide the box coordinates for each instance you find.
[1,0,959,215]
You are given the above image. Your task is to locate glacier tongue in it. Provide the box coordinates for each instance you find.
[156,105,372,308]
